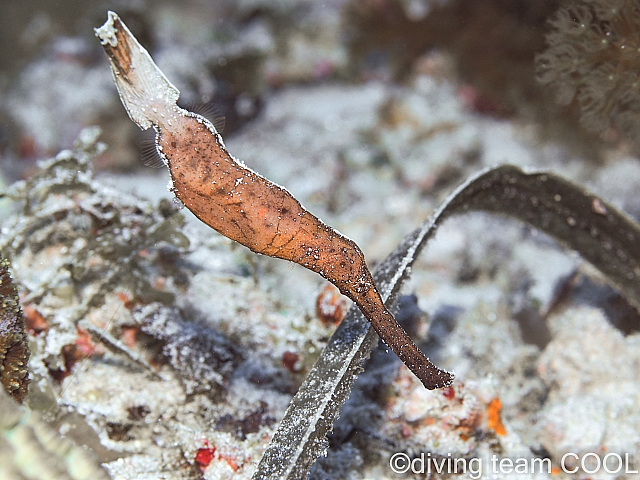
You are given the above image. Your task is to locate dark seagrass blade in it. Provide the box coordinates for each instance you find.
[252,164,640,479]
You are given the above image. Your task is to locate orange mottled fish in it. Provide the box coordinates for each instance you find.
[95,12,454,389]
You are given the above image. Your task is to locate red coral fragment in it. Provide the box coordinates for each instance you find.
[400,422,412,438]
[220,453,239,472]
[282,351,300,373]
[56,327,102,378]
[195,442,216,472]
[442,386,455,400]
[22,304,49,335]
[315,284,349,326]
[74,327,97,358]
[117,291,135,309]
[120,326,140,348]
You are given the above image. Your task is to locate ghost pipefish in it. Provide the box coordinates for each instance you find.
[94,12,453,390]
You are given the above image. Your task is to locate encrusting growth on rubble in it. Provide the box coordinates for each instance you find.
[0,253,30,403]
[95,11,453,389]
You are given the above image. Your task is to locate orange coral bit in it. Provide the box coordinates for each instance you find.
[486,397,506,435]
[95,12,454,390]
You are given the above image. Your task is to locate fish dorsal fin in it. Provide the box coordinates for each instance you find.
[139,132,165,168]
[138,102,226,169]
[185,102,226,133]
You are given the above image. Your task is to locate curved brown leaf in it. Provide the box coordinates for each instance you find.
[252,164,640,479]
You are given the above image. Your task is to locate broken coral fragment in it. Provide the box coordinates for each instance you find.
[0,386,110,479]
[0,254,30,403]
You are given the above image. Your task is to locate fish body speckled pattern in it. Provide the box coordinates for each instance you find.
[95,11,453,389]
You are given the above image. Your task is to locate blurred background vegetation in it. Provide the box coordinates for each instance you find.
[1,0,638,182]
